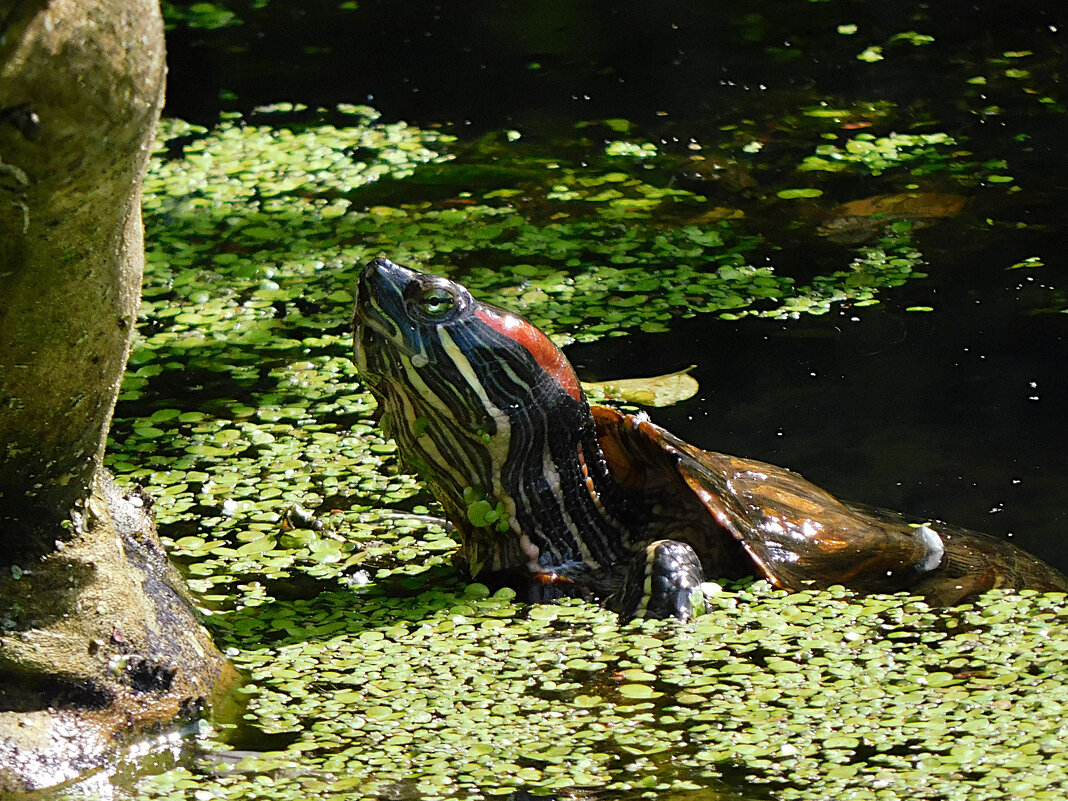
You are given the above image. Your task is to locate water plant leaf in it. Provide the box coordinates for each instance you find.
[829,192,967,220]
[582,366,699,408]
[777,187,824,199]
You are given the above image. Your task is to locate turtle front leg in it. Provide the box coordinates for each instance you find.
[612,539,708,621]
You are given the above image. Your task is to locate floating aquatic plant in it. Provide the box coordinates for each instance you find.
[91,103,1068,801]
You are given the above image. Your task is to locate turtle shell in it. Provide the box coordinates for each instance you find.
[593,405,1068,606]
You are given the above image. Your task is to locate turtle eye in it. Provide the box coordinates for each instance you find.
[419,287,455,318]
[405,279,466,323]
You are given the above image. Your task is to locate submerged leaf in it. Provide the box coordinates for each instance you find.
[829,192,967,220]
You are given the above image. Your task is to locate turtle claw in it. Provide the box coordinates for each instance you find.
[613,539,707,621]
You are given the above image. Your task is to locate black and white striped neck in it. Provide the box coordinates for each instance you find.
[492,384,634,576]
[353,257,635,579]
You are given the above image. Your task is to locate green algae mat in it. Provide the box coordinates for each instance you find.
[86,104,1068,800]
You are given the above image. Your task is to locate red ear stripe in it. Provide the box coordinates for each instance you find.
[474,307,584,403]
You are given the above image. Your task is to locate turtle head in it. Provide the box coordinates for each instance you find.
[354,258,602,574]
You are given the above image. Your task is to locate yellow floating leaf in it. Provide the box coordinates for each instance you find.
[583,366,698,408]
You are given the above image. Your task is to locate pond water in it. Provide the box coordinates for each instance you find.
[164,0,1068,568]
[66,2,1068,800]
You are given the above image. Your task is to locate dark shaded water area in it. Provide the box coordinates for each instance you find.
[164,0,1068,568]
[166,1,1060,134]
[571,228,1068,569]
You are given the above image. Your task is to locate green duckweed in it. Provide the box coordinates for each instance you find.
[83,102,1068,800]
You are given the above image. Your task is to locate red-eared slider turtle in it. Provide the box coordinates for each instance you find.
[353,258,1068,619]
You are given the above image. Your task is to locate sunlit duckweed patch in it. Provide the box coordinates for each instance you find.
[798,131,975,178]
[136,103,956,356]
[115,102,940,610]
[128,585,1068,801]
[95,105,1068,799]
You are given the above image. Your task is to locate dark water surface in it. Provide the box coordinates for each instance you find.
[165,1,1068,565]
[166,1,1062,132]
